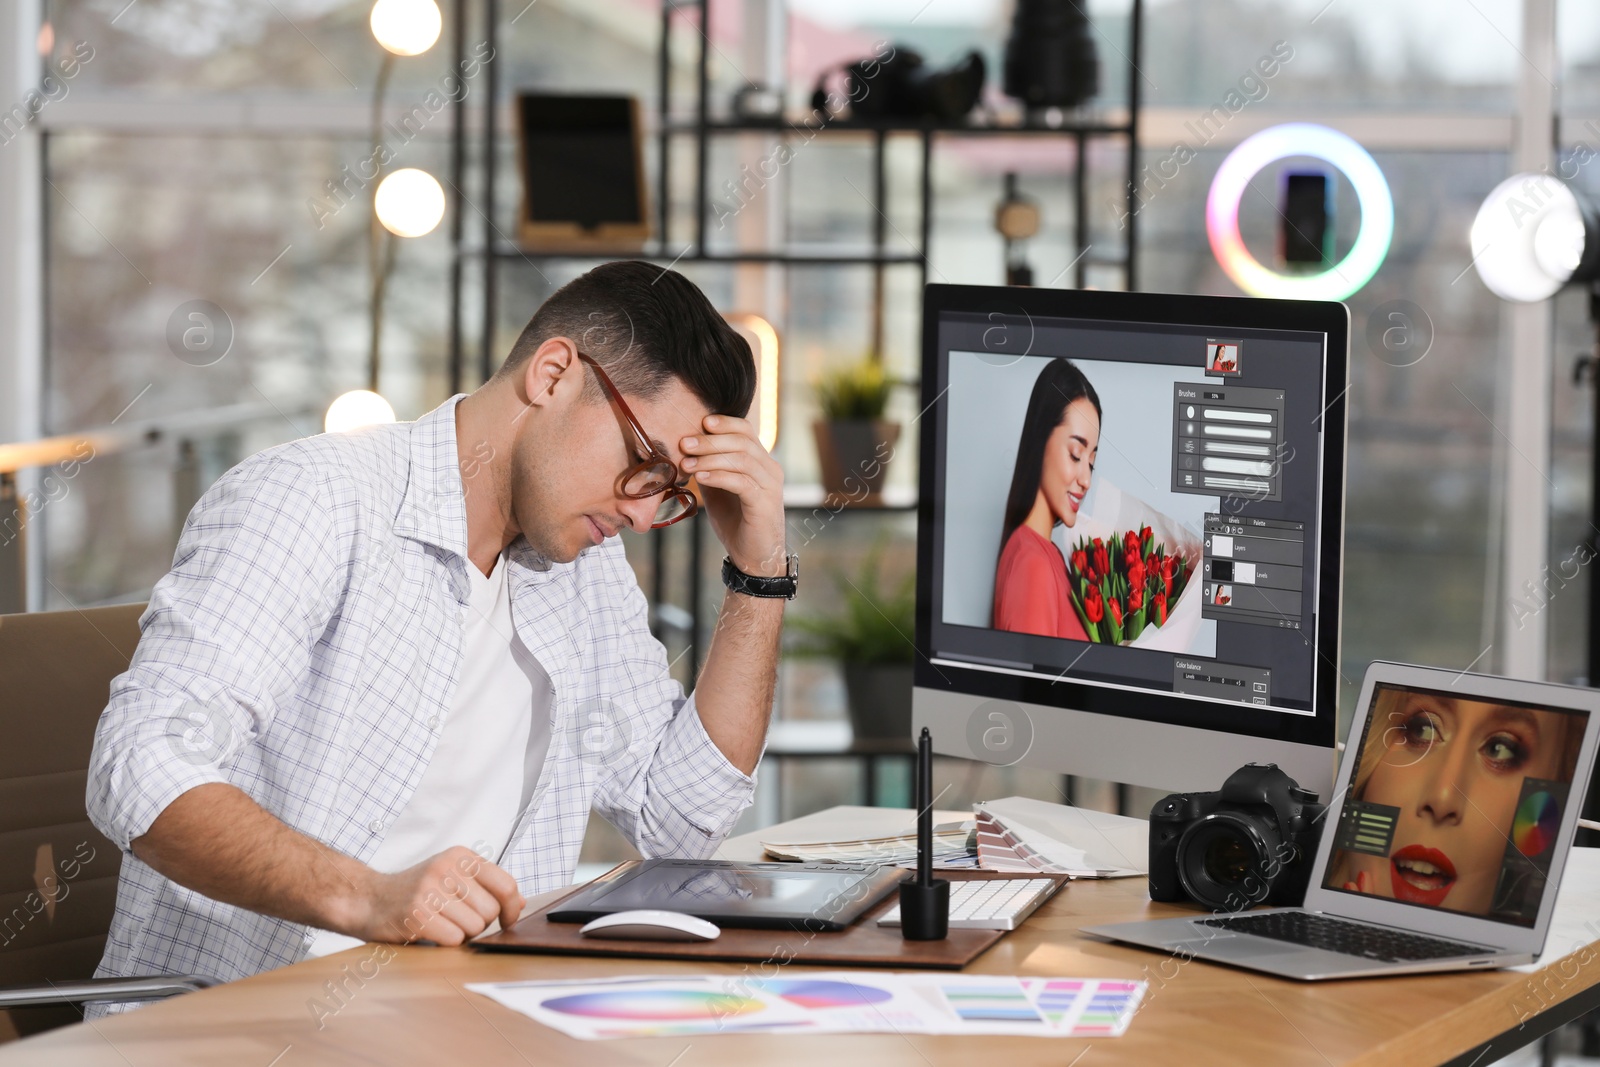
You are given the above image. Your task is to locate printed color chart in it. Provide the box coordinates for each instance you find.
[467,973,1147,1041]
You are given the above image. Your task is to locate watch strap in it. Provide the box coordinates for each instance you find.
[721,554,798,600]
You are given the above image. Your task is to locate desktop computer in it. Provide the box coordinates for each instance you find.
[913,285,1349,797]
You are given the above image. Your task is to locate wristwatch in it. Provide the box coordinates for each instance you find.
[721,553,799,600]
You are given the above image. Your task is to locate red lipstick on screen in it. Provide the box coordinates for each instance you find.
[1389,845,1457,908]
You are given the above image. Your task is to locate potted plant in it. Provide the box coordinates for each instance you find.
[786,542,916,740]
[813,359,899,504]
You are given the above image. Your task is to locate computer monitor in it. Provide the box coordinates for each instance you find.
[913,285,1349,797]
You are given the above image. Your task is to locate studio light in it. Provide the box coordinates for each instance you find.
[370,0,441,57]
[374,168,446,238]
[1470,173,1600,302]
[325,389,397,434]
[364,2,443,405]
[724,313,781,452]
[1205,123,1393,301]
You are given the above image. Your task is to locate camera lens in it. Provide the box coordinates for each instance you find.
[1175,813,1279,912]
[1202,834,1254,886]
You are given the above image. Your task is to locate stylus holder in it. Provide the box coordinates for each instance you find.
[899,878,950,941]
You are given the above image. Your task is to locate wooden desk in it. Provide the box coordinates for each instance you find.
[7,807,1600,1066]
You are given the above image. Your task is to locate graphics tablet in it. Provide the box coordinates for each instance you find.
[546,859,904,931]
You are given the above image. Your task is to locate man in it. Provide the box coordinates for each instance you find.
[86,261,793,1007]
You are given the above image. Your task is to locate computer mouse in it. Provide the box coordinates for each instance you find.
[578,910,721,942]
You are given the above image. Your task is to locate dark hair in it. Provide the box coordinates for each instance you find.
[998,358,1102,553]
[497,260,756,417]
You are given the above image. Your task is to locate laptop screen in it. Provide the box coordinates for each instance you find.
[1323,683,1590,927]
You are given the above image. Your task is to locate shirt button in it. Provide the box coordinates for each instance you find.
[368,819,383,834]
[427,715,441,730]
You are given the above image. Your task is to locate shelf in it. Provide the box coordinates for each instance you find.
[477,243,924,266]
[783,484,918,511]
[663,116,1135,138]
[452,0,1142,683]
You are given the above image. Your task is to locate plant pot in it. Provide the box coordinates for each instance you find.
[813,419,900,505]
[842,662,914,741]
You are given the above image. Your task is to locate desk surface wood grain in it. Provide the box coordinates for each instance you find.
[5,807,1595,1066]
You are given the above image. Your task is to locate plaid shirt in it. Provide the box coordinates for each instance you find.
[86,397,755,1008]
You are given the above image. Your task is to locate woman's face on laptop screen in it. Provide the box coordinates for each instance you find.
[1329,689,1583,917]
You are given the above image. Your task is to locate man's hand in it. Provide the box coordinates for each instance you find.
[131,785,528,949]
[354,846,526,945]
[679,413,787,576]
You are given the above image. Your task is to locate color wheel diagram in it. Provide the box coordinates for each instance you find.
[542,979,893,1021]
[542,989,764,1021]
[1513,790,1561,857]
[753,979,894,1010]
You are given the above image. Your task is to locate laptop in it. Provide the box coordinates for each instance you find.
[1084,660,1600,979]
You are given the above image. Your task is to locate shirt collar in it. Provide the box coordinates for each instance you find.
[393,395,560,588]
[393,395,471,563]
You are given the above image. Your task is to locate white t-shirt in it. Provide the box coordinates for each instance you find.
[305,552,552,957]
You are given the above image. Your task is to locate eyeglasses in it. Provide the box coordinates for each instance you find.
[577,351,698,529]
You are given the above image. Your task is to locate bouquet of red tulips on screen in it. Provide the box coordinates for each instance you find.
[1066,526,1193,645]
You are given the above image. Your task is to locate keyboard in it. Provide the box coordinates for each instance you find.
[1198,911,1493,963]
[877,877,1060,931]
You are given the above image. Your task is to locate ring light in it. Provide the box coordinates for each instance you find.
[1205,123,1393,301]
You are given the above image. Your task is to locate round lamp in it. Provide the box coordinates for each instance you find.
[374,168,446,237]
[370,0,442,56]
[1205,123,1394,301]
[1470,173,1600,302]
[325,389,397,433]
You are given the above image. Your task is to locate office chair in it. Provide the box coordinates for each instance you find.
[0,604,217,1041]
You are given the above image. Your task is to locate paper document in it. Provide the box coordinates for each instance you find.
[761,822,979,868]
[1510,846,1600,973]
[975,796,1148,878]
[466,972,1146,1040]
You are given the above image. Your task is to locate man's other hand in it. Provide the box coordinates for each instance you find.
[679,412,787,577]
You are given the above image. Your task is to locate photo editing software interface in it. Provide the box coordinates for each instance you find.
[1324,684,1589,926]
[930,310,1331,717]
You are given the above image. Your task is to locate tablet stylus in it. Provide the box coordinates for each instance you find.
[899,727,950,940]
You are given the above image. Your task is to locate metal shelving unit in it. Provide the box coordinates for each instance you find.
[446,0,1145,678]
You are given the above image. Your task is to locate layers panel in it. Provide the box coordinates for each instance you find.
[1202,514,1305,629]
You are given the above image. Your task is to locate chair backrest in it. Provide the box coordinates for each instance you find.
[0,604,143,993]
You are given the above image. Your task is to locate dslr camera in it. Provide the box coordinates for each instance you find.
[812,47,987,125]
[1148,764,1325,911]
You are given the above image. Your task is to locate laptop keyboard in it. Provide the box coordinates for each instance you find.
[1197,912,1492,963]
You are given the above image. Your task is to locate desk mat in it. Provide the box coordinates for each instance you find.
[471,865,1068,971]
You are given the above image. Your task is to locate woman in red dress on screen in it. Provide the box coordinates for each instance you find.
[992,358,1102,640]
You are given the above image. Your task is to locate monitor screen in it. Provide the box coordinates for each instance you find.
[1322,683,1590,927]
[915,287,1347,786]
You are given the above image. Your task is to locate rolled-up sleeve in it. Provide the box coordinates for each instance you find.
[86,452,343,852]
[590,545,758,857]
